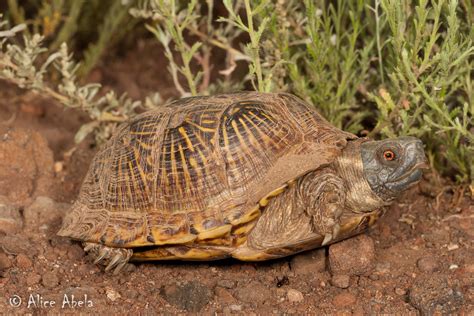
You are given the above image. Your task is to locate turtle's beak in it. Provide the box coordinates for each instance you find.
[385,138,427,192]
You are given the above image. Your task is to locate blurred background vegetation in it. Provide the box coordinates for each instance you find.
[0,0,473,185]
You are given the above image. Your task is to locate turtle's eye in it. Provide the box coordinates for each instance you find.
[383,149,396,161]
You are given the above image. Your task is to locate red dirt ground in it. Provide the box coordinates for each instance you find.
[0,39,472,314]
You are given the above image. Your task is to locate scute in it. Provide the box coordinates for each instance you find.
[58,92,356,248]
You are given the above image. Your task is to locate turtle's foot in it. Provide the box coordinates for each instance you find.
[83,242,133,274]
[311,191,344,246]
[321,222,341,246]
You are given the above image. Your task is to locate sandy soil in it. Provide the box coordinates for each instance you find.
[0,40,472,315]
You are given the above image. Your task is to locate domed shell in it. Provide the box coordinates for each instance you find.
[58,92,356,247]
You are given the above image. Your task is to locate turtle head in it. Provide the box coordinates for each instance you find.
[361,136,427,202]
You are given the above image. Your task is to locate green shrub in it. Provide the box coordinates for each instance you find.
[4,0,136,77]
[0,0,472,184]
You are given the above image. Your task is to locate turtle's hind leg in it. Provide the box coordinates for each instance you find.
[83,242,133,274]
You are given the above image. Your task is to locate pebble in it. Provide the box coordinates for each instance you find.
[26,273,41,286]
[16,253,33,269]
[54,161,64,173]
[123,288,139,300]
[329,235,375,276]
[0,127,54,203]
[0,197,22,234]
[287,289,304,303]
[290,248,326,275]
[42,271,59,289]
[395,288,407,296]
[447,244,459,251]
[67,245,85,261]
[374,262,391,275]
[0,235,36,256]
[106,287,121,302]
[217,279,236,289]
[23,196,70,230]
[229,304,242,312]
[235,282,271,305]
[416,256,440,273]
[409,275,463,314]
[332,292,357,308]
[331,274,350,289]
[0,252,12,271]
[215,287,236,305]
[160,281,213,312]
[422,229,450,246]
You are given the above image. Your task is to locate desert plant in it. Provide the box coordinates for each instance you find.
[0,14,161,143]
[0,0,472,185]
[4,0,137,78]
[369,0,473,183]
[130,0,250,97]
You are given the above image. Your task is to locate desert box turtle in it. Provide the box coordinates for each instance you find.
[58,92,427,273]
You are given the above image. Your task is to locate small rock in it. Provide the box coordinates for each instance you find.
[0,251,12,273]
[23,196,70,230]
[276,288,286,298]
[67,245,85,261]
[0,127,54,203]
[160,281,213,312]
[449,264,458,270]
[395,288,406,296]
[422,229,450,246]
[235,282,271,305]
[26,273,41,286]
[332,292,357,308]
[330,274,350,289]
[446,244,459,251]
[54,161,64,173]
[215,287,236,305]
[287,289,304,303]
[20,101,45,117]
[329,234,375,276]
[42,271,59,289]
[409,274,463,314]
[290,248,326,275]
[0,197,22,234]
[0,234,36,256]
[217,279,236,289]
[16,253,32,269]
[123,288,139,299]
[374,262,391,275]
[417,256,440,273]
[369,274,379,281]
[106,287,121,302]
[229,304,242,312]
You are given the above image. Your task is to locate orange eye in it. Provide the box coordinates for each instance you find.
[383,150,396,161]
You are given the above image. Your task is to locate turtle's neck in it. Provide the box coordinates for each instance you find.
[332,139,387,213]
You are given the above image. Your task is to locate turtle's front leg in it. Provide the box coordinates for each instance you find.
[299,170,346,246]
[232,169,346,261]
[83,242,133,274]
[309,186,345,245]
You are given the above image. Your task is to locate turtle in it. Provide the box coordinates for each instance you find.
[58,92,427,273]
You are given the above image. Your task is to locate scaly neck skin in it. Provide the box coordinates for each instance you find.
[332,139,387,213]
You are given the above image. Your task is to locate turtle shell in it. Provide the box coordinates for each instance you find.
[58,92,356,248]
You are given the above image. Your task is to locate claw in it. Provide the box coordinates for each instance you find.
[94,247,110,264]
[83,243,95,252]
[105,253,123,272]
[322,233,333,246]
[332,224,341,240]
[113,261,128,275]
